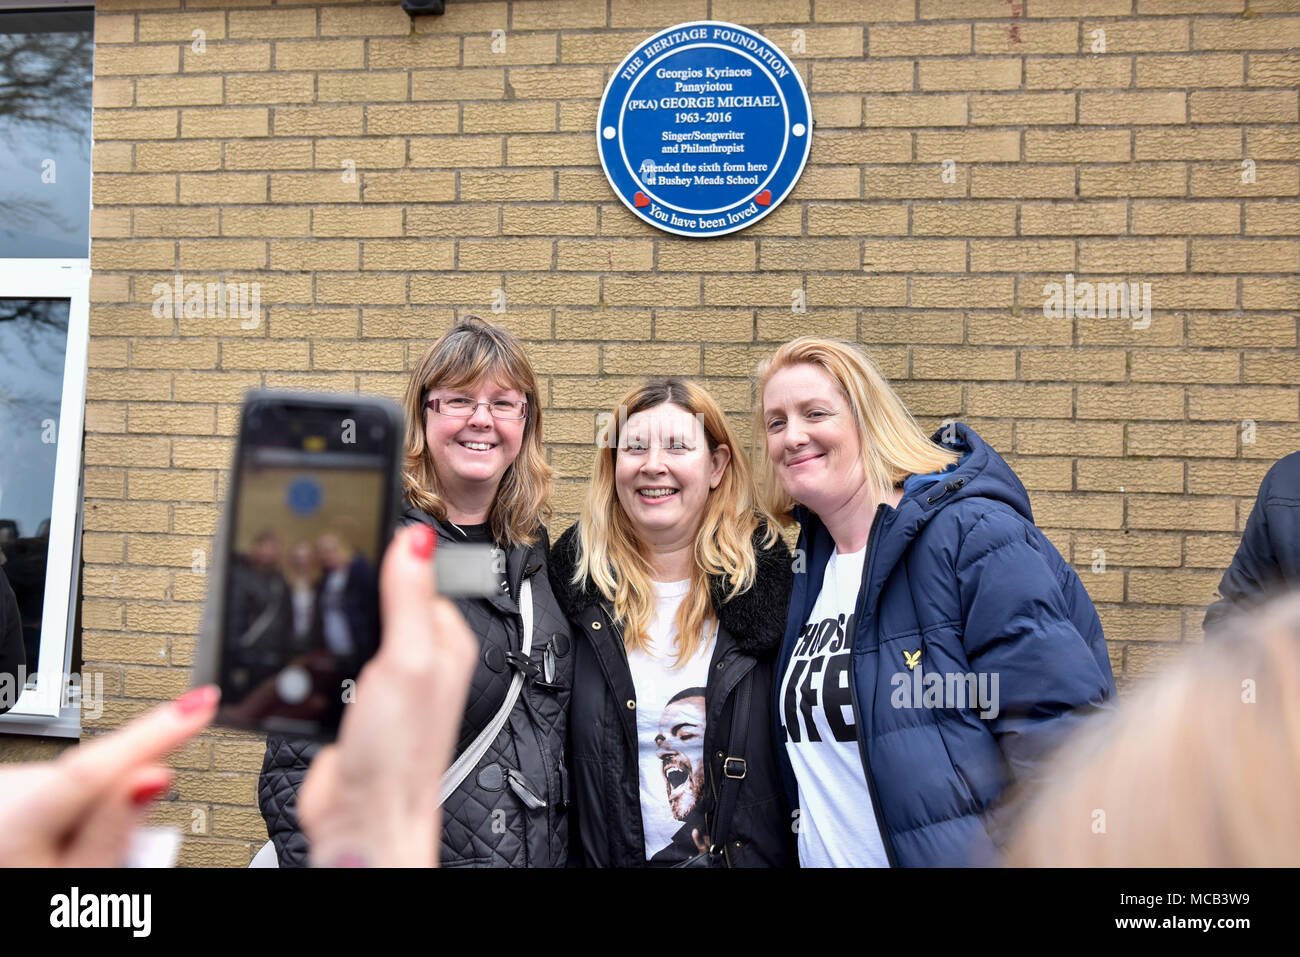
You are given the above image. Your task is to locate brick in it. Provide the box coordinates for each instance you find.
[869,23,972,57]
[659,240,755,272]
[866,94,967,127]
[914,347,1016,380]
[1138,53,1243,87]
[183,42,272,74]
[95,109,178,140]
[968,384,1073,418]
[975,21,1079,54]
[916,131,1020,163]
[273,39,366,71]
[556,311,652,341]
[1017,421,1125,456]
[1080,163,1186,197]
[1192,16,1300,50]
[181,108,269,138]
[970,93,1075,125]
[968,311,1072,346]
[1031,493,1125,529]
[412,69,504,101]
[1188,313,1296,347]
[1079,239,1187,273]
[463,32,558,67]
[1079,384,1186,420]
[1128,569,1221,605]
[362,172,456,203]
[912,202,1018,236]
[1025,129,1131,163]
[1248,52,1300,87]
[910,275,1011,308]
[228,9,316,39]
[1189,387,1297,421]
[137,75,222,107]
[1132,199,1240,234]
[461,170,553,202]
[1245,201,1300,235]
[1078,457,1185,492]
[1081,91,1186,124]
[865,167,965,199]
[970,239,1076,273]
[460,239,553,271]
[972,166,1075,198]
[920,57,1021,90]
[1189,90,1298,123]
[765,239,864,271]
[96,45,180,77]
[1192,240,1300,273]
[1127,423,1238,457]
[367,36,460,69]
[273,106,365,137]
[1084,19,1191,53]
[1243,353,1300,385]
[1020,201,1129,235]
[1025,56,1133,90]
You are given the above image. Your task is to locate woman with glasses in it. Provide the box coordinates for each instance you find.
[259,316,574,867]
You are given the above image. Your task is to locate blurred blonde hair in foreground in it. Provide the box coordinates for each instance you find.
[1006,591,1300,867]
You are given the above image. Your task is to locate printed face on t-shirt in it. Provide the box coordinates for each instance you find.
[655,692,706,821]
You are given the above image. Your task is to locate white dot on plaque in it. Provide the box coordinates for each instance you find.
[792,123,806,137]
[603,126,616,139]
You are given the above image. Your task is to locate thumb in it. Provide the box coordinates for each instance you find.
[378,525,440,668]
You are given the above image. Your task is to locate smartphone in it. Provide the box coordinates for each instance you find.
[205,390,403,739]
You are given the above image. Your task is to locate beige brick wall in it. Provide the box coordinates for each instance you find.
[43,0,1300,863]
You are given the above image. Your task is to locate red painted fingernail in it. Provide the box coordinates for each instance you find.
[130,780,169,807]
[175,685,217,716]
[409,523,436,560]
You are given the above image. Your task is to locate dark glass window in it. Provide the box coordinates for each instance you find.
[0,10,94,258]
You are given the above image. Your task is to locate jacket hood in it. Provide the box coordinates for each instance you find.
[548,519,792,658]
[792,423,1034,571]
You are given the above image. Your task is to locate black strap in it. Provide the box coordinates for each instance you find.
[710,674,752,864]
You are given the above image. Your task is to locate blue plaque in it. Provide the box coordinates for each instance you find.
[286,476,321,516]
[597,21,812,237]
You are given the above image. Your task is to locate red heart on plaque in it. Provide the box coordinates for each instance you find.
[755,190,772,206]
[634,192,650,208]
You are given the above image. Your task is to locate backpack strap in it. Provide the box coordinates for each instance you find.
[437,577,533,806]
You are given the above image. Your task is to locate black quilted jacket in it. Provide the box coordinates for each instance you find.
[258,507,574,867]
[549,520,796,868]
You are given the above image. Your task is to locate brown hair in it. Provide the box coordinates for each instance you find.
[402,316,552,547]
[1005,592,1300,866]
[574,378,774,667]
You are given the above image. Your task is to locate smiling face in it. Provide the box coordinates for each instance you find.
[762,362,867,515]
[614,402,730,550]
[424,376,527,507]
[655,693,706,821]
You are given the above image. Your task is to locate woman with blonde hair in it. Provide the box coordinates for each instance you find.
[549,377,794,866]
[260,316,575,868]
[756,336,1115,867]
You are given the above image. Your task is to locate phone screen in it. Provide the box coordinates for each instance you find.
[218,397,395,736]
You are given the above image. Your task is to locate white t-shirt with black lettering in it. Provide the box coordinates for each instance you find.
[779,546,890,868]
[626,579,715,864]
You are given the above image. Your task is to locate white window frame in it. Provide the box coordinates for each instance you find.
[0,3,93,736]
[0,263,90,734]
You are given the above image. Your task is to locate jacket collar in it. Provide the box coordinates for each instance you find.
[402,503,547,612]
[548,520,792,658]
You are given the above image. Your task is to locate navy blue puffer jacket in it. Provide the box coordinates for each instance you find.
[775,423,1116,867]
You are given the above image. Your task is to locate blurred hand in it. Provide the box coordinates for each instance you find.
[297,524,477,867]
[0,685,219,867]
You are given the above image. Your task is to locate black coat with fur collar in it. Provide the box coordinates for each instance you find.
[549,521,795,868]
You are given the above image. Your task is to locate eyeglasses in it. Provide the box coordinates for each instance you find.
[426,396,528,420]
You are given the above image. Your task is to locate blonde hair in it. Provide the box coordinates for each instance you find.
[1005,592,1300,866]
[575,378,772,666]
[755,337,959,526]
[402,316,553,547]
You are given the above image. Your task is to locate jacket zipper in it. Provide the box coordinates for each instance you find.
[846,502,900,868]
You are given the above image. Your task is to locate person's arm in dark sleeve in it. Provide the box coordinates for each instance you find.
[0,568,25,715]
[1204,468,1279,634]
[954,513,1115,781]
[258,733,319,867]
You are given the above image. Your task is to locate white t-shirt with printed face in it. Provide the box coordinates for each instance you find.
[778,546,890,868]
[625,578,715,864]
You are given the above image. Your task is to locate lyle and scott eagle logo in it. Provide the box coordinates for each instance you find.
[903,649,921,671]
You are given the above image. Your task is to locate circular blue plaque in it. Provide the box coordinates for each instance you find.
[597,21,812,237]
[286,476,321,516]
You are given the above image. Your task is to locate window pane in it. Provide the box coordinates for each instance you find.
[0,10,94,258]
[0,297,70,677]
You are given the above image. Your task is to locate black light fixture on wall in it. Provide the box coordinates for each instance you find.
[401,0,445,16]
